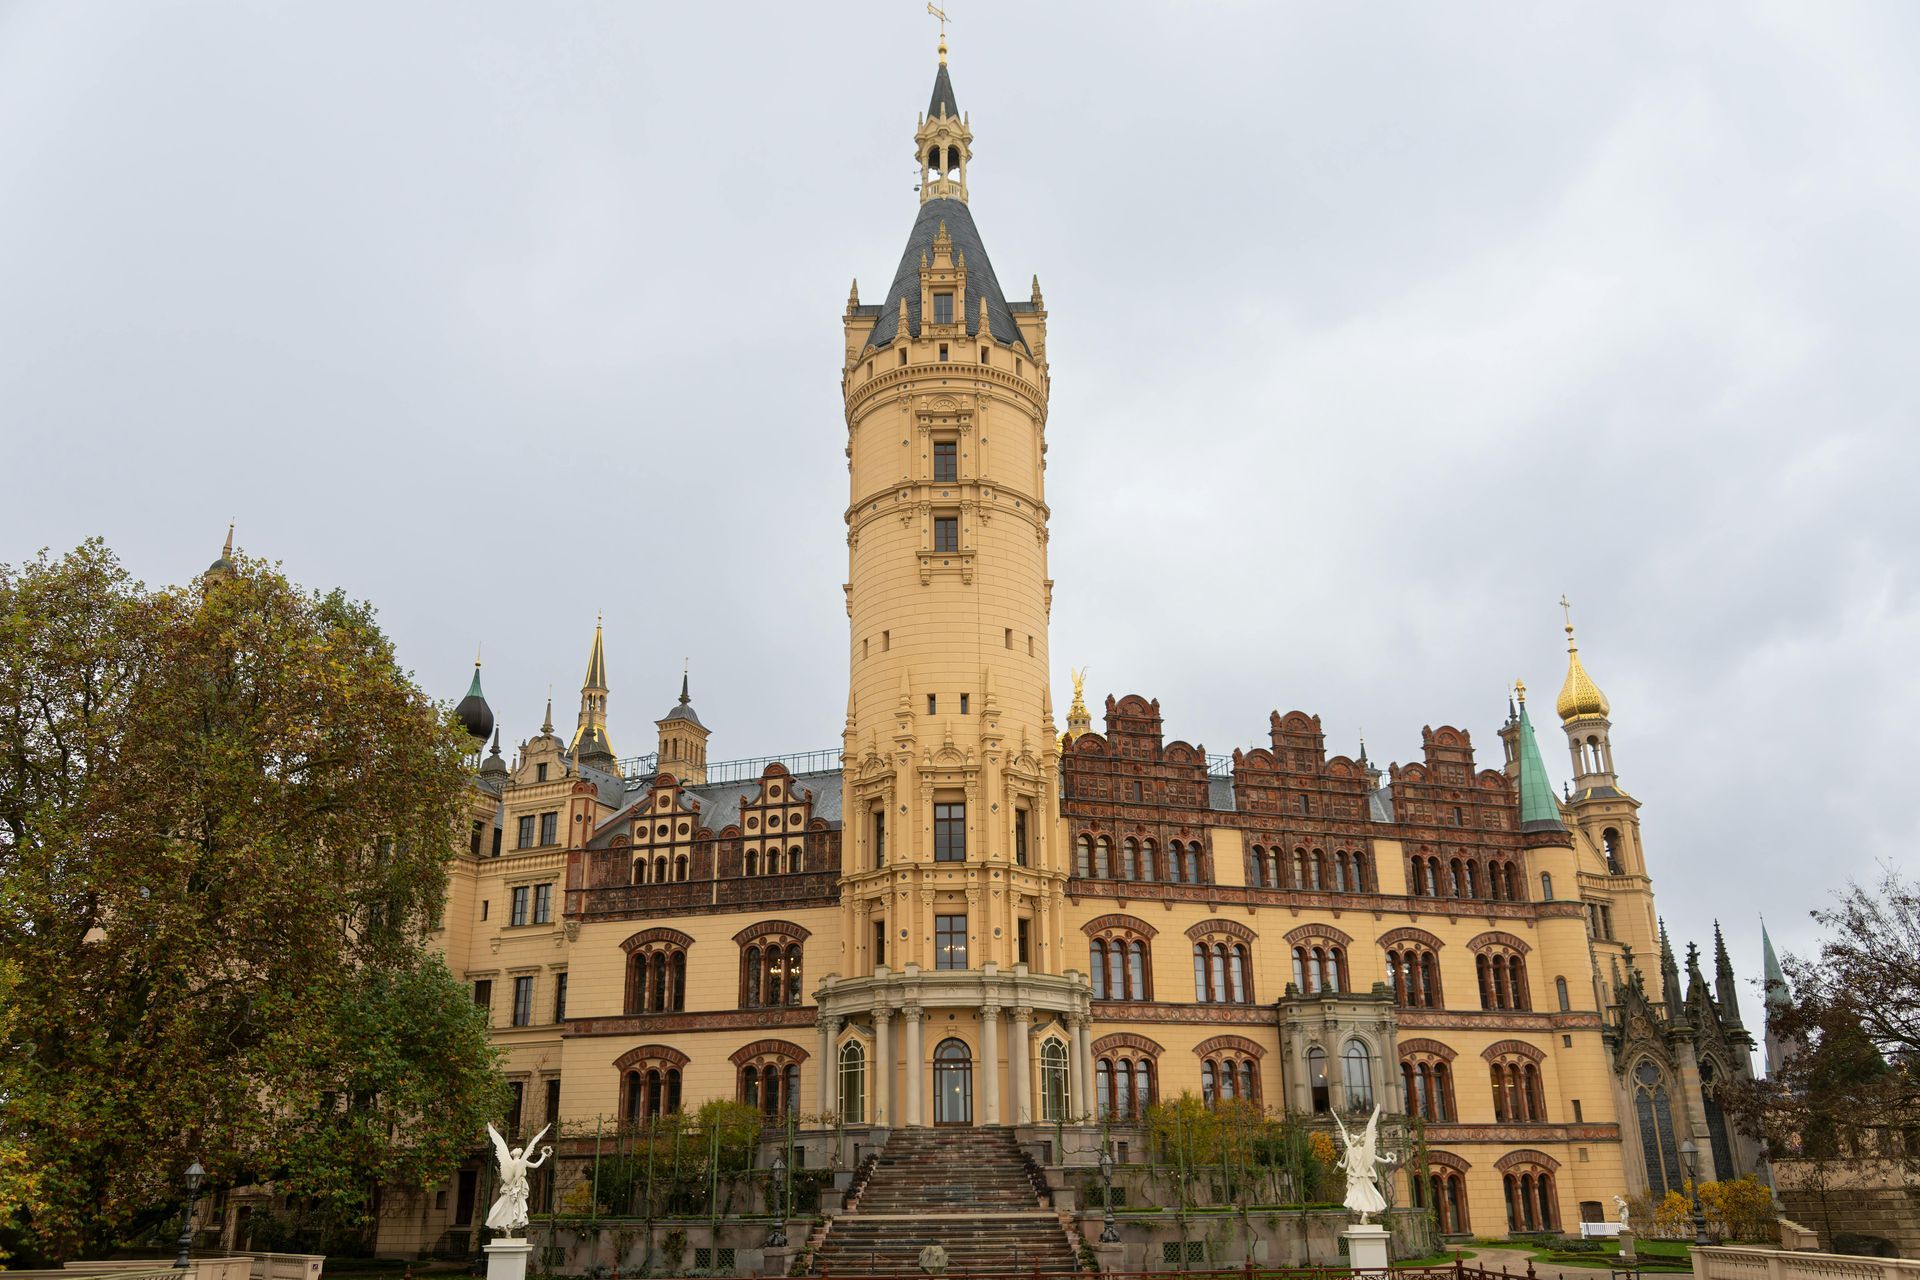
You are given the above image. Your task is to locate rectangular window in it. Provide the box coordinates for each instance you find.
[934,802,966,862]
[453,1170,478,1226]
[937,342,950,362]
[539,811,558,845]
[473,979,493,1021]
[933,292,954,324]
[1572,1099,1583,1122]
[507,1080,524,1134]
[554,972,568,1023]
[470,820,484,854]
[883,630,891,651]
[959,693,970,715]
[1017,918,1031,966]
[536,763,548,783]
[533,883,553,924]
[873,809,886,868]
[927,693,937,715]
[510,886,529,927]
[512,975,534,1027]
[516,815,535,848]
[480,899,490,921]
[933,440,957,482]
[933,516,959,552]
[899,348,908,366]
[935,914,968,970]
[979,347,989,364]
[873,920,886,968]
[1005,628,1013,649]
[491,826,502,857]
[1014,810,1028,866]
[545,1078,561,1126]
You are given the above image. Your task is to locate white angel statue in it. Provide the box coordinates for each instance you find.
[1332,1105,1398,1224]
[1614,1194,1631,1229]
[484,1123,553,1235]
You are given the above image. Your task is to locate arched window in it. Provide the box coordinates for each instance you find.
[1603,828,1623,874]
[1471,936,1532,1011]
[1556,976,1571,1012]
[1191,927,1254,1003]
[1632,1060,1684,1195]
[1343,1039,1374,1111]
[1120,838,1139,881]
[1249,845,1267,887]
[745,848,759,876]
[1413,1162,1471,1236]
[1094,836,1111,879]
[1139,839,1157,882]
[1699,1059,1737,1180]
[1351,851,1369,892]
[617,1047,689,1123]
[1296,848,1311,889]
[1198,1042,1261,1110]
[1307,1045,1329,1112]
[1539,870,1552,900]
[1076,835,1092,878]
[1040,1038,1070,1122]
[1487,1051,1546,1123]
[1087,921,1153,1002]
[839,1039,866,1123]
[1385,938,1444,1009]
[1400,1043,1457,1122]
[623,931,691,1014]
[1501,1162,1559,1232]
[738,924,811,1010]
[734,1042,806,1119]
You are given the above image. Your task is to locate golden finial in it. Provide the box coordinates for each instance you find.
[1514,678,1527,704]
[927,3,949,64]
[1555,596,1611,722]
[1560,593,1575,643]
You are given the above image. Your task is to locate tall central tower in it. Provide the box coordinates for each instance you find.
[827,38,1085,1129]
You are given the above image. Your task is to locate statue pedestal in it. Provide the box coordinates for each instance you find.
[485,1237,532,1280]
[1619,1229,1638,1263]
[1343,1223,1390,1277]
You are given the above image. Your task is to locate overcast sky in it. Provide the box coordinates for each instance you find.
[3,2,1916,999]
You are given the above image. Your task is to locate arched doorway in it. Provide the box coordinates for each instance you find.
[933,1037,973,1125]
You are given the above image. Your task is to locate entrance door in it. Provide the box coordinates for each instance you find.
[933,1037,973,1125]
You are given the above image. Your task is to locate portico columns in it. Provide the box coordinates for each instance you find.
[873,1008,892,1127]
[818,1016,841,1113]
[903,1005,925,1127]
[981,1004,1001,1125]
[1010,1006,1033,1124]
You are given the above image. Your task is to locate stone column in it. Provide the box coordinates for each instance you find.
[819,1016,841,1114]
[874,1008,893,1127]
[981,1004,1001,1125]
[903,1005,924,1128]
[1069,1014,1093,1123]
[1010,1006,1033,1125]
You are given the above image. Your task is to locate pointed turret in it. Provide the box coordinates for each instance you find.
[1658,920,1684,1018]
[455,654,495,744]
[1761,920,1798,1077]
[204,522,238,587]
[656,669,710,784]
[1513,682,1565,832]
[1713,921,1743,1025]
[479,725,509,783]
[569,617,617,772]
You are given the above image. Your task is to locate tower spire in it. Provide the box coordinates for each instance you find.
[570,616,617,770]
[1713,920,1743,1025]
[1513,683,1565,832]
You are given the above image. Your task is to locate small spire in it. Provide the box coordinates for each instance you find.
[1556,594,1611,722]
[542,693,553,736]
[679,666,691,706]
[222,520,234,560]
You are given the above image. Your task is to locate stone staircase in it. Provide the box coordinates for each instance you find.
[807,1128,1082,1276]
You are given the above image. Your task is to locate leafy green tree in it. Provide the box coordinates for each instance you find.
[0,540,503,1260]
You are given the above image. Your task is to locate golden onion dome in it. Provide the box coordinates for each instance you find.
[1556,621,1611,722]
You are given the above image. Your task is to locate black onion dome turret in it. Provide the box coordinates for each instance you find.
[455,663,494,741]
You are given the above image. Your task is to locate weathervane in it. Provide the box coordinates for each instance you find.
[927,3,949,62]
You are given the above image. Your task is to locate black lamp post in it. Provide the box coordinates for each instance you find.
[173,1161,206,1269]
[1678,1140,1711,1247]
[1098,1150,1119,1243]
[767,1154,788,1248]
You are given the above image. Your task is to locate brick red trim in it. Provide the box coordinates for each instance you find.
[730,1038,809,1066]
[620,927,695,953]
[1398,1038,1458,1062]
[1468,930,1531,954]
[732,919,814,945]
[1193,1034,1266,1059]
[1482,1038,1546,1064]
[1185,917,1257,944]
[1426,1150,1473,1173]
[1494,1148,1562,1173]
[1091,1032,1165,1059]
[1285,923,1354,946]
[1377,926,1445,951]
[613,1044,690,1071]
[1083,913,1158,939]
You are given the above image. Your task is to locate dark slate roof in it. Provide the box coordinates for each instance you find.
[585,769,845,847]
[862,198,1032,355]
[928,63,959,119]
[1369,787,1395,823]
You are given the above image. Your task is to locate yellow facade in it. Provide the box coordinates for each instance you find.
[398,40,1760,1256]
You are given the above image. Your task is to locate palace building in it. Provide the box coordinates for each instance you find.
[384,37,1762,1253]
